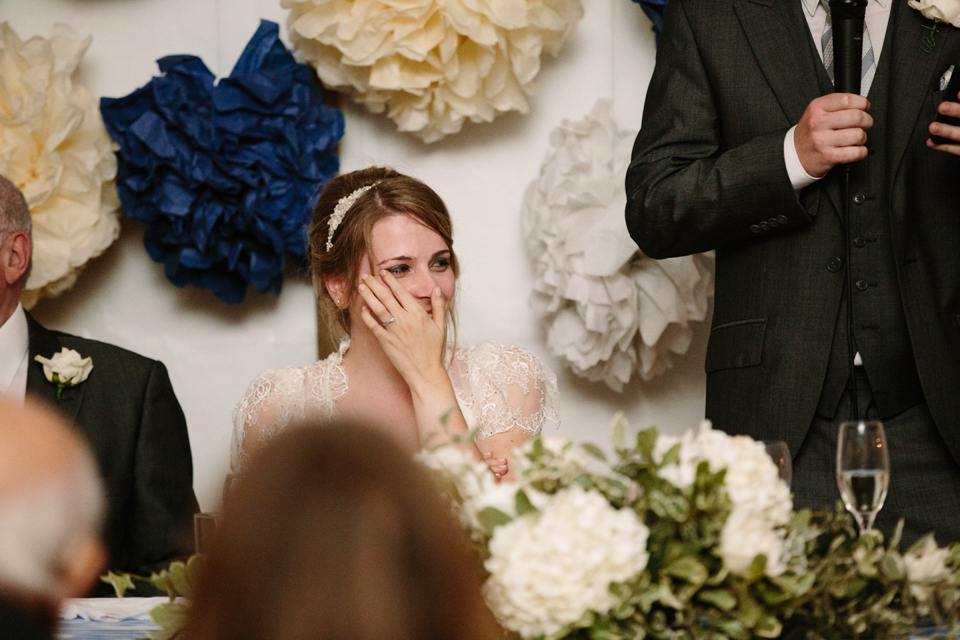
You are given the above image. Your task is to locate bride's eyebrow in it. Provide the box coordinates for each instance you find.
[376,249,450,266]
[376,255,413,266]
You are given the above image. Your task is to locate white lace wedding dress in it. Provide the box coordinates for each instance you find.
[231,339,560,471]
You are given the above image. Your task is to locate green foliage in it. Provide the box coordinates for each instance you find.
[100,555,204,639]
[483,426,960,640]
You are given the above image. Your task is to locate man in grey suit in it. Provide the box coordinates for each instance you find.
[0,174,198,594]
[626,0,960,545]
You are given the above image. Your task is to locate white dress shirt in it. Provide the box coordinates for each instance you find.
[0,303,29,404]
[783,0,892,189]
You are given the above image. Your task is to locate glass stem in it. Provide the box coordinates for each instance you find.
[856,511,877,536]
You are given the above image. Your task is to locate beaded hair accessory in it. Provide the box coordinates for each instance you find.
[325,184,374,251]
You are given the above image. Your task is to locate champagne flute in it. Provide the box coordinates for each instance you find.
[763,440,792,487]
[836,420,890,535]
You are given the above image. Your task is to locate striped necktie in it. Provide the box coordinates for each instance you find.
[821,1,876,96]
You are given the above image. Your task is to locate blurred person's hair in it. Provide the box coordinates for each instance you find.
[185,421,502,640]
[0,448,104,599]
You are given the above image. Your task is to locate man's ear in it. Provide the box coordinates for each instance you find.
[0,231,30,286]
[323,274,346,309]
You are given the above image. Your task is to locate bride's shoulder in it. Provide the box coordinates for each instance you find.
[231,342,349,472]
[246,339,348,389]
[453,340,556,381]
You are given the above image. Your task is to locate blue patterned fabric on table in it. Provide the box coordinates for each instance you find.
[57,617,159,639]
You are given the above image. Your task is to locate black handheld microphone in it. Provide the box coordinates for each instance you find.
[828,0,868,94]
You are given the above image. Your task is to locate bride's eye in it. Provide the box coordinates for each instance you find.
[387,264,410,276]
[431,258,451,271]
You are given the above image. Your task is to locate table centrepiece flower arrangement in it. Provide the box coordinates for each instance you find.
[419,418,960,640]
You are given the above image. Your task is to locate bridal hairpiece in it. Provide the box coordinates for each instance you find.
[325,184,374,251]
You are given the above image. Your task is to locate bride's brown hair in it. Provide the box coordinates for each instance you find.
[310,167,460,343]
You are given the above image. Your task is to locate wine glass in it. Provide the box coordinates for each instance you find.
[763,440,792,487]
[836,420,890,535]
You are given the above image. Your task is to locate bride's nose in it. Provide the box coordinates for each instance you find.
[407,269,440,298]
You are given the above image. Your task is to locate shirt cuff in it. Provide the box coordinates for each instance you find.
[784,125,821,190]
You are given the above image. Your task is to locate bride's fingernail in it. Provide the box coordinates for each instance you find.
[359,283,366,292]
[361,274,368,280]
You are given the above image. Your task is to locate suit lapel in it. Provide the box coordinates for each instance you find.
[887,0,951,180]
[26,314,86,423]
[735,0,824,126]
[735,0,849,216]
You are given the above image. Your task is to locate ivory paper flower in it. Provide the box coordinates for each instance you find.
[283,0,584,143]
[34,347,93,399]
[522,100,713,392]
[0,23,121,309]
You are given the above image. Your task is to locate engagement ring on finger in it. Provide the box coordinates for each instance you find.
[384,317,395,326]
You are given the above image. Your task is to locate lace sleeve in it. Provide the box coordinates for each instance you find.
[230,367,309,472]
[452,341,560,439]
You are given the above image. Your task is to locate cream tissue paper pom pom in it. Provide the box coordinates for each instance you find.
[283,0,583,143]
[522,100,714,392]
[0,23,121,309]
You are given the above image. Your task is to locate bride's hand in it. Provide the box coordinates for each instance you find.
[358,270,448,385]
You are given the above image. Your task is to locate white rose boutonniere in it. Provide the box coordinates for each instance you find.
[908,0,960,51]
[34,348,93,399]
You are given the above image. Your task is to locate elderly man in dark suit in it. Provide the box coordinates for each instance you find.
[627,0,960,545]
[0,174,198,594]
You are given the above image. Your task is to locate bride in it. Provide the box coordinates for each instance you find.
[232,167,558,480]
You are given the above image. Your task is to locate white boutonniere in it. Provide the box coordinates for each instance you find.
[34,348,93,400]
[908,0,960,52]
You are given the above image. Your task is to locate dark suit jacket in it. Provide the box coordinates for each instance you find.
[26,314,198,595]
[625,0,960,458]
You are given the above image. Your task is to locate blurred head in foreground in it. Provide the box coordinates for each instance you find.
[185,421,501,640]
[0,397,106,633]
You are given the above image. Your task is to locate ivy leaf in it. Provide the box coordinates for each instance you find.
[515,490,538,517]
[698,588,737,611]
[100,571,136,598]
[754,614,783,638]
[147,602,189,640]
[477,506,512,535]
[664,556,708,585]
[581,442,607,461]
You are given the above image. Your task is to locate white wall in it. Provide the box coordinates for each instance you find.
[8,0,710,511]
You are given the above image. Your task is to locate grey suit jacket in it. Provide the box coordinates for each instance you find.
[626,0,960,457]
[26,314,198,595]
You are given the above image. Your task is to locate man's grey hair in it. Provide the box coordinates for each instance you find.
[0,174,31,237]
[0,444,105,598]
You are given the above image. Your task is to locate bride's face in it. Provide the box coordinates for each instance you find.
[359,214,456,313]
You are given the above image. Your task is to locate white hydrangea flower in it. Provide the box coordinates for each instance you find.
[417,445,496,532]
[417,445,549,535]
[904,537,951,584]
[482,485,650,637]
[515,436,593,477]
[720,509,787,575]
[656,421,792,576]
